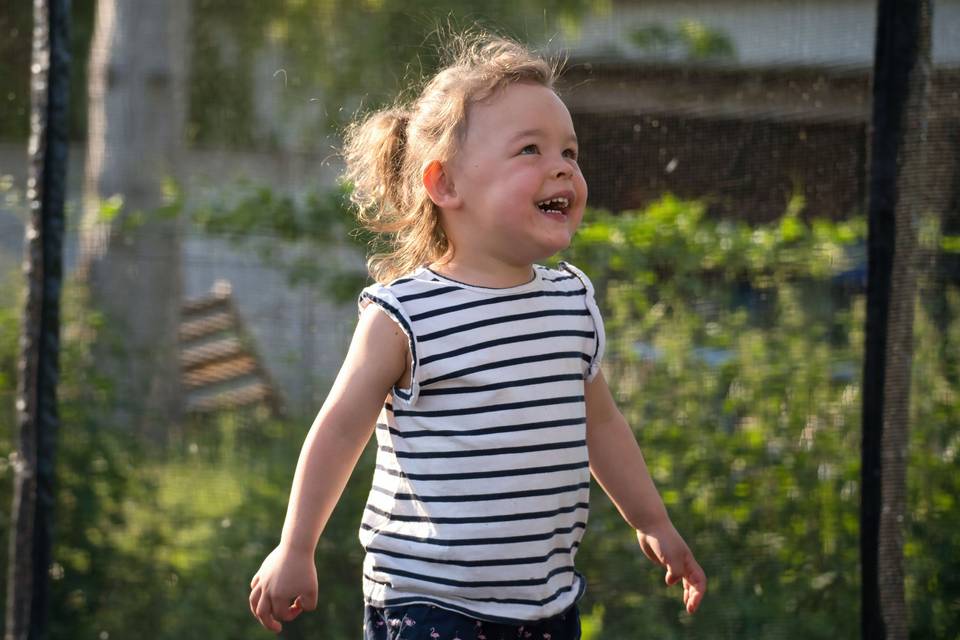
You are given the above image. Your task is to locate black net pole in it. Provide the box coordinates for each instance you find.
[862,1,931,639]
[5,1,71,639]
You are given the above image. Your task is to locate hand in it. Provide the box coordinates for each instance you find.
[636,522,707,614]
[249,544,318,633]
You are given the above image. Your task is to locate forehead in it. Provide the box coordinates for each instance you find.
[464,82,575,139]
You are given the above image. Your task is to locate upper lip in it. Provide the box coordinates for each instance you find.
[536,190,576,209]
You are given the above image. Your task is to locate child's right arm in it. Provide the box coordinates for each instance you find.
[248,303,409,634]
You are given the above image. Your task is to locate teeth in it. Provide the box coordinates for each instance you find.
[537,197,569,209]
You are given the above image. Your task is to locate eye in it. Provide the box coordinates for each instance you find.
[563,148,579,160]
[519,144,539,155]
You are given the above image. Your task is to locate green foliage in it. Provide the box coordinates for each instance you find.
[1,194,957,638]
[188,0,601,147]
[557,197,956,638]
[192,180,351,244]
[557,198,863,638]
[1,1,598,144]
[0,0,96,141]
[905,287,960,639]
[190,180,372,302]
[0,270,21,618]
[0,275,367,639]
[630,20,736,61]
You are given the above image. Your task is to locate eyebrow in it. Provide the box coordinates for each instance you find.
[509,128,578,144]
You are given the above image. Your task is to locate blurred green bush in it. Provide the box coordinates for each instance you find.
[0,195,957,639]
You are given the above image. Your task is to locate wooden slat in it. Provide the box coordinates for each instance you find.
[179,282,282,416]
[187,381,271,413]
[183,356,257,389]
[181,294,230,315]
[179,311,234,342]
[180,336,243,369]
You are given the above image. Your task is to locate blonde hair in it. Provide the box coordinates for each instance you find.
[342,33,560,283]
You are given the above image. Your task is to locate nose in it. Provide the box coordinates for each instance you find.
[551,156,572,179]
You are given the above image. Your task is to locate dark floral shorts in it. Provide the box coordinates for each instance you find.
[363,603,581,640]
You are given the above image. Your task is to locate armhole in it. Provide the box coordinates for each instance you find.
[358,288,420,406]
[559,262,606,382]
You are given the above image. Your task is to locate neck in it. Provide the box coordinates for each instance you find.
[430,255,536,289]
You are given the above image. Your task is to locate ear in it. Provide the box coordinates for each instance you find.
[423,160,462,209]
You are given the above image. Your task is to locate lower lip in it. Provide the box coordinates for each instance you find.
[539,209,568,223]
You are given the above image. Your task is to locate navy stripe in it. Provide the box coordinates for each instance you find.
[382,438,585,459]
[418,308,591,342]
[365,502,589,524]
[391,395,584,418]
[374,460,589,481]
[421,352,591,387]
[419,330,594,365]
[376,416,586,439]
[410,288,586,321]
[418,373,585,396]
[396,285,462,302]
[360,522,586,547]
[371,564,574,589]
[364,573,391,588]
[365,542,580,567]
[370,481,590,503]
[542,274,578,282]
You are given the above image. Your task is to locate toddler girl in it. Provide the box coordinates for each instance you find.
[249,34,706,639]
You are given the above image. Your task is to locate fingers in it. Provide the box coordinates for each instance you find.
[674,558,706,614]
[683,576,704,614]
[255,589,283,633]
[274,593,314,622]
[256,599,282,633]
[300,589,319,612]
[248,583,260,620]
[270,593,296,625]
[285,597,304,622]
[250,584,282,633]
[662,552,706,614]
[683,560,707,614]
[249,583,309,633]
[636,527,707,615]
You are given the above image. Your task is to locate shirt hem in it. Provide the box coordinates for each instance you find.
[362,573,587,625]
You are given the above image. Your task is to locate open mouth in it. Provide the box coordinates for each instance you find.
[536,196,570,215]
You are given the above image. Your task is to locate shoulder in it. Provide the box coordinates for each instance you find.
[355,271,431,348]
[535,262,597,292]
[535,263,580,285]
[358,267,452,308]
[545,261,606,380]
[353,299,408,361]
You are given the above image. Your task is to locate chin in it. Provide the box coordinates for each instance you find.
[540,240,573,259]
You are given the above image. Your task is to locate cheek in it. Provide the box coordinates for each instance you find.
[575,170,589,202]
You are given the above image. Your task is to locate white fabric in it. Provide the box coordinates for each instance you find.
[357,262,605,623]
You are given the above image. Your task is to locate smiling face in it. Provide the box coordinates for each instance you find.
[440,82,588,272]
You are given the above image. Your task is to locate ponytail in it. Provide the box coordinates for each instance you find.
[342,109,409,232]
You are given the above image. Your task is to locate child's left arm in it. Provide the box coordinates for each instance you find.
[584,368,707,614]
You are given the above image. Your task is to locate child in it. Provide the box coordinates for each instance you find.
[249,34,706,639]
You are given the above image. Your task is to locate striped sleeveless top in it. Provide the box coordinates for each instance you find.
[357,261,605,623]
